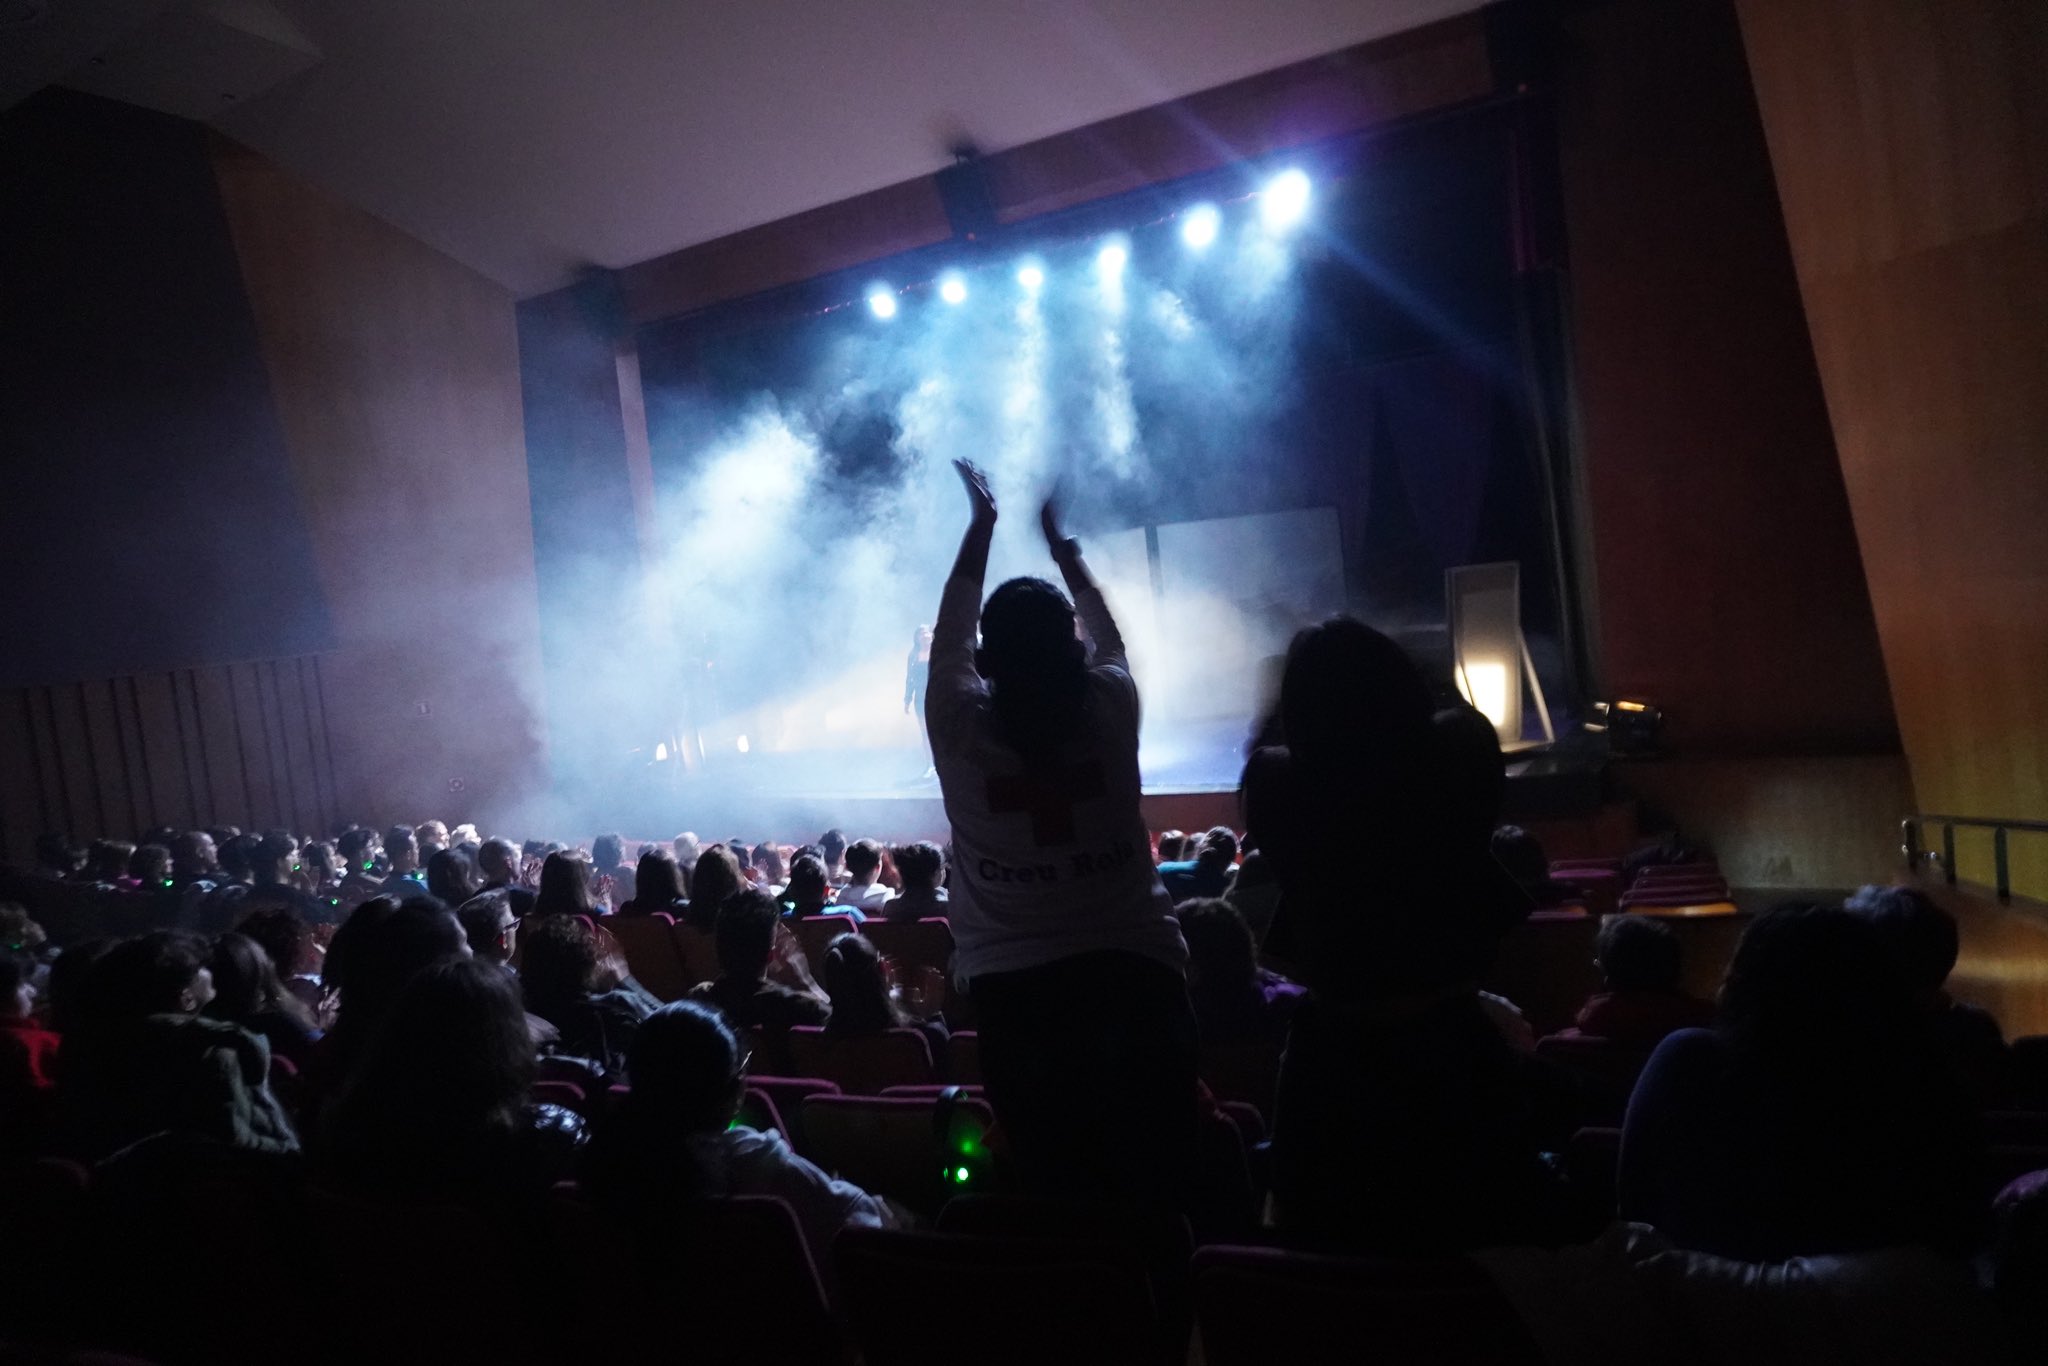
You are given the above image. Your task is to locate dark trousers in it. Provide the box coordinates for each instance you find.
[971,950,1200,1210]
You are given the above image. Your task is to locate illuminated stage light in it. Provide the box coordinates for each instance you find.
[938,272,968,305]
[736,734,751,753]
[1181,203,1220,250]
[1016,262,1045,292]
[866,286,898,320]
[654,743,669,762]
[1096,240,1129,278]
[1259,169,1312,231]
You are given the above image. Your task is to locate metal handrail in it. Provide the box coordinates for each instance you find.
[1901,813,2048,904]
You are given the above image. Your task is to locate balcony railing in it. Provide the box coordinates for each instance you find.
[1901,814,2048,904]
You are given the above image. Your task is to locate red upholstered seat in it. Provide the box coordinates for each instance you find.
[789,1025,936,1094]
[794,914,860,972]
[835,1227,1157,1366]
[802,1092,997,1217]
[1193,1244,1544,1366]
[598,911,693,1000]
[736,1075,839,1155]
[860,917,955,978]
[945,1029,982,1085]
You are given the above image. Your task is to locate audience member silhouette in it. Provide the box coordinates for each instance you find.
[1845,883,2009,1104]
[518,914,660,1076]
[1572,914,1714,1048]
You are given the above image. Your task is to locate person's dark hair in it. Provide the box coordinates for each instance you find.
[1843,884,1959,996]
[593,834,626,870]
[892,842,944,891]
[1278,617,1434,771]
[784,855,829,913]
[818,830,847,868]
[207,932,315,1031]
[327,900,466,1049]
[337,828,380,872]
[128,844,172,886]
[1594,914,1683,993]
[1718,903,1916,1063]
[1156,830,1187,863]
[320,958,535,1191]
[687,847,744,928]
[246,832,295,886]
[171,830,219,877]
[455,891,516,962]
[34,833,81,877]
[85,839,135,883]
[753,844,786,884]
[384,825,419,868]
[845,839,882,880]
[0,903,48,955]
[82,930,212,1020]
[634,848,685,907]
[1196,827,1239,874]
[519,914,601,1017]
[218,833,263,882]
[426,847,482,906]
[44,939,110,1034]
[1490,825,1550,888]
[976,576,1087,763]
[533,851,596,919]
[1178,898,1258,994]
[623,999,743,1134]
[714,890,780,982]
[323,897,396,993]
[300,840,339,885]
[478,838,520,884]
[821,932,907,1036]
[236,905,314,980]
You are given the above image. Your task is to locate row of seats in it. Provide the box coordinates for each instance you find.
[597,909,955,1003]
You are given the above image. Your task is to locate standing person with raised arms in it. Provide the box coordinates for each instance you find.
[926,459,1194,1207]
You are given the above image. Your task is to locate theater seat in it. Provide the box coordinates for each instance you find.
[789,1025,936,1093]
[803,1092,997,1217]
[860,917,954,978]
[946,1029,982,1085]
[794,914,860,971]
[738,1075,839,1155]
[1193,1245,1544,1366]
[599,911,693,1000]
[835,1228,1157,1366]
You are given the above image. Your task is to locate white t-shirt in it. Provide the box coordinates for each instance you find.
[686,1126,889,1269]
[832,881,891,916]
[926,574,1187,980]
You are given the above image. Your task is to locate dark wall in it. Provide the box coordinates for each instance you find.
[0,90,333,685]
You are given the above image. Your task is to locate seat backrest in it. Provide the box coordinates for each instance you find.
[860,918,956,977]
[946,1029,982,1085]
[1198,1041,1282,1121]
[795,915,860,972]
[669,921,720,991]
[1192,1244,1544,1366]
[549,1193,843,1363]
[1481,912,1602,1037]
[739,1075,839,1155]
[788,1026,936,1094]
[835,1228,1155,1366]
[599,912,692,1001]
[803,1093,996,1217]
[1618,897,1738,918]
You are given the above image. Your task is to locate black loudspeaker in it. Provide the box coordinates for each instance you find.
[935,154,998,242]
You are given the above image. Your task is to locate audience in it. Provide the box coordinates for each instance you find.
[925,461,1196,1210]
[1572,914,1715,1048]
[378,826,429,901]
[127,843,173,891]
[235,905,324,1016]
[518,914,660,1076]
[617,846,686,917]
[456,891,518,967]
[475,837,536,917]
[682,844,744,931]
[829,839,887,919]
[205,932,321,1069]
[882,841,948,921]
[1492,825,1581,909]
[1177,898,1303,1048]
[1620,903,1982,1260]
[531,850,596,920]
[58,930,298,1160]
[820,930,947,1054]
[1158,826,1238,903]
[592,834,636,908]
[780,854,833,921]
[425,846,482,908]
[817,829,849,885]
[1845,883,2009,1103]
[688,890,831,1041]
[583,1000,889,1266]
[319,958,584,1203]
[0,954,60,1153]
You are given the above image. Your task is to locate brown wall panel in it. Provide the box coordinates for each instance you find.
[131,675,191,836]
[187,666,250,831]
[1736,0,2048,897]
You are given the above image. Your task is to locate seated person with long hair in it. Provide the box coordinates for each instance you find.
[519,914,661,1078]
[584,999,889,1267]
[1571,914,1713,1049]
[819,931,947,1056]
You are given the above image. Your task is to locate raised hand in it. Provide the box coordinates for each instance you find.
[1039,487,1068,554]
[954,459,997,525]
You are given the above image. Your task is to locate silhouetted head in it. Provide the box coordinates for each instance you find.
[1719,902,1915,1060]
[1594,914,1684,993]
[455,891,518,966]
[236,904,315,980]
[1491,826,1550,888]
[35,833,82,877]
[688,846,744,923]
[82,930,215,1022]
[976,576,1087,762]
[426,847,482,906]
[533,851,595,918]
[519,913,603,1015]
[205,932,295,1025]
[845,839,883,883]
[85,840,135,883]
[128,844,172,886]
[1278,617,1434,769]
[821,931,902,1034]
[1178,898,1258,994]
[785,855,829,913]
[1844,884,1960,998]
[892,842,944,892]
[478,838,520,884]
[714,890,780,982]
[171,830,219,878]
[635,847,685,906]
[593,834,626,871]
[818,830,847,871]
[625,1000,744,1133]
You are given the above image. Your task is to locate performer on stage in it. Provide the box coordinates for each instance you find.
[905,624,933,775]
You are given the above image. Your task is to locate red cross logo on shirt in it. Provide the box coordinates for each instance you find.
[985,762,1107,846]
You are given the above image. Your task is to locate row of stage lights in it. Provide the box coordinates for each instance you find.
[863,168,1313,320]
